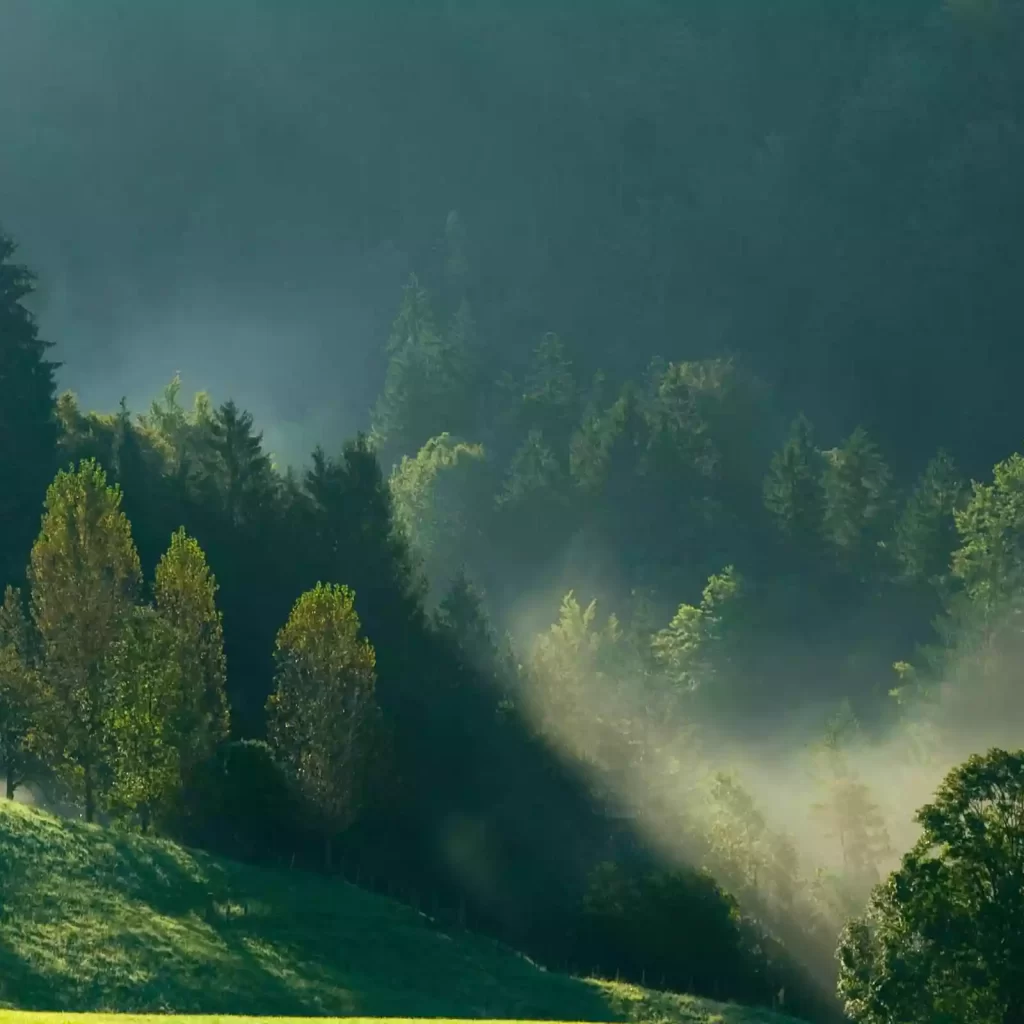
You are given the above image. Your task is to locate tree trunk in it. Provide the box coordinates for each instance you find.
[84,766,95,823]
[5,767,15,800]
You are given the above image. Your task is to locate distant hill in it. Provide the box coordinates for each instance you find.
[0,801,805,1023]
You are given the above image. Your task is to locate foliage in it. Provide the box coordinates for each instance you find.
[579,860,749,1003]
[267,584,379,864]
[953,451,1024,608]
[181,739,296,862]
[0,232,59,594]
[0,587,44,799]
[652,567,744,711]
[763,415,825,549]
[27,459,142,821]
[810,703,892,910]
[103,607,185,831]
[821,429,892,572]
[527,592,633,768]
[372,277,481,465]
[153,528,230,776]
[389,433,487,591]
[837,749,1024,1024]
[893,450,966,585]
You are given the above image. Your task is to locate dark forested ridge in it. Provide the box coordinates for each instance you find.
[3,3,1024,1023]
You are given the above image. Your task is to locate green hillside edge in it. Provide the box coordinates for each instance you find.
[0,801,804,1024]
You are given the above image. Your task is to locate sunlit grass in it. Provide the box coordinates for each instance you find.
[0,802,804,1023]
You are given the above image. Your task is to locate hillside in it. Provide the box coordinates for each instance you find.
[0,802,803,1023]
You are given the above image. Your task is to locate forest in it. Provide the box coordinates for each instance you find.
[2,3,1024,1023]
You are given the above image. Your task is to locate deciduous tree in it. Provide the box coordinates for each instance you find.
[837,749,1024,1024]
[104,606,184,831]
[28,459,141,821]
[154,528,230,777]
[0,586,43,800]
[267,583,378,868]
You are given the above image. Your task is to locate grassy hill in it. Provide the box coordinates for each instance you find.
[0,800,804,1023]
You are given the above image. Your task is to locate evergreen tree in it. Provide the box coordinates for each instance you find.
[652,566,745,713]
[0,231,59,592]
[810,702,892,910]
[518,333,580,446]
[371,276,478,465]
[893,449,966,585]
[763,414,825,547]
[822,427,892,573]
[267,583,379,868]
[434,570,500,681]
[952,450,1024,609]
[28,459,142,821]
[205,399,275,527]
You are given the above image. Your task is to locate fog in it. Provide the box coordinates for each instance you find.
[4,2,1024,1013]
[0,1,413,460]
[515,577,1024,989]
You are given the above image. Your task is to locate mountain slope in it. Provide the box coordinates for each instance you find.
[0,801,804,1023]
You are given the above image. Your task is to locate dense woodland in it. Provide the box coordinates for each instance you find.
[3,3,1024,1022]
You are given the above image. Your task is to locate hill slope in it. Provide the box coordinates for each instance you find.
[0,801,803,1023]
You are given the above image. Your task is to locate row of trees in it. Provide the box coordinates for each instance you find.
[0,459,378,859]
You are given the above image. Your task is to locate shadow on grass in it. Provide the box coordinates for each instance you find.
[2,804,621,1019]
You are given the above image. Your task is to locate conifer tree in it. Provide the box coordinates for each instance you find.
[763,414,825,546]
[893,449,965,584]
[0,231,59,592]
[822,427,892,572]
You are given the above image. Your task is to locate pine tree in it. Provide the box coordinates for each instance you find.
[0,231,59,592]
[28,459,141,821]
[518,333,580,447]
[267,583,378,868]
[371,276,478,465]
[763,414,825,546]
[822,427,892,572]
[893,449,966,584]
[205,399,275,526]
[435,570,499,678]
[952,450,1024,608]
[811,702,892,910]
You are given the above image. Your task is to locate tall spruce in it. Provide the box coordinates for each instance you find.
[0,231,59,592]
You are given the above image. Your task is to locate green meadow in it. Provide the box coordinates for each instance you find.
[0,802,802,1023]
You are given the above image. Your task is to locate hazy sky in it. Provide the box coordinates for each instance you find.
[0,0,414,461]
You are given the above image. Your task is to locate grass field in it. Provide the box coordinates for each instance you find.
[0,801,805,1023]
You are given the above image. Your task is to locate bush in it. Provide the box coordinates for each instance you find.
[577,860,752,998]
[179,740,297,862]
